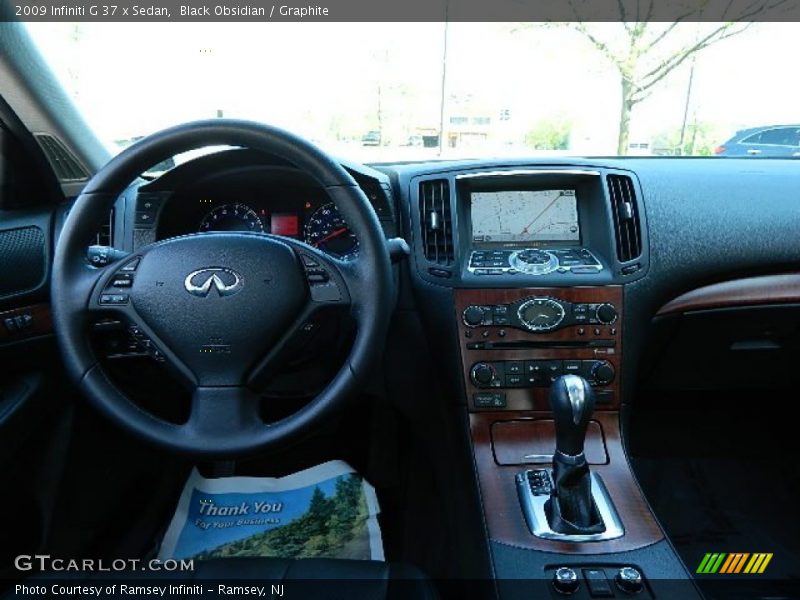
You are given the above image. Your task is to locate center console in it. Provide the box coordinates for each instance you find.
[456,286,622,412]
[405,164,697,597]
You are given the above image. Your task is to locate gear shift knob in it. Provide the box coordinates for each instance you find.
[549,374,596,456]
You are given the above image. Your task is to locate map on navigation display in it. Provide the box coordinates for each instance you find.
[470,189,579,243]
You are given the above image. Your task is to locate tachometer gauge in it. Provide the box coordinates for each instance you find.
[304,202,358,259]
[199,203,264,233]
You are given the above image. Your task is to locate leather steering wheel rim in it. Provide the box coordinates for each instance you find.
[51,119,393,458]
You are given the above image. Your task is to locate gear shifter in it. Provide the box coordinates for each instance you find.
[545,374,605,534]
[551,374,595,456]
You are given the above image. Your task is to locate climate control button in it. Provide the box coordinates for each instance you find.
[591,360,616,385]
[595,303,618,325]
[463,306,486,327]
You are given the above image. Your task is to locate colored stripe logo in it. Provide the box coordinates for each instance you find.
[696,553,773,574]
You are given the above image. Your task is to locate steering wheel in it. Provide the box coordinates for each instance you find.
[51,120,393,458]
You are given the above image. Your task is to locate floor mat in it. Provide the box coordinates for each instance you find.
[159,460,384,562]
[633,456,800,600]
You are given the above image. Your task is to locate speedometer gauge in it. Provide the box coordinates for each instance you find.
[304,203,358,259]
[199,204,264,233]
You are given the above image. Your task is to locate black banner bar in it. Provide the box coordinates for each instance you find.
[3,0,800,22]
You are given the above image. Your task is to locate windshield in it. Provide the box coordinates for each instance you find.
[24,22,800,162]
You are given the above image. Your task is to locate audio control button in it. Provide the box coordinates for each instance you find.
[505,374,524,387]
[506,361,523,374]
[471,362,503,387]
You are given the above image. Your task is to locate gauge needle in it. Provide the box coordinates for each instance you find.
[314,227,348,246]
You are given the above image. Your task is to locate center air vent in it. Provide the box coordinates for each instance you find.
[607,174,641,262]
[418,179,454,265]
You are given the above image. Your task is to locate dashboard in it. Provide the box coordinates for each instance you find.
[89,149,800,413]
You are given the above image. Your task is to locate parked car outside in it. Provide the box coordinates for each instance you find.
[715,124,800,157]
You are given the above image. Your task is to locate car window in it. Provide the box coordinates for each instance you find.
[751,127,800,146]
[741,132,763,144]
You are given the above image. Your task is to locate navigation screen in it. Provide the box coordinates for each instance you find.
[470,189,579,243]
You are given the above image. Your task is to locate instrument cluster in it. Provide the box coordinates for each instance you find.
[156,178,359,260]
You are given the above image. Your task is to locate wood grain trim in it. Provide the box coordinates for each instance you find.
[455,287,623,411]
[491,419,608,466]
[471,411,663,553]
[0,303,52,342]
[657,273,800,316]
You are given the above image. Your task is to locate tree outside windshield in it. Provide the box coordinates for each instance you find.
[24,22,800,161]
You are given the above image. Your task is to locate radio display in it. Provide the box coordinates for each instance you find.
[470,189,579,244]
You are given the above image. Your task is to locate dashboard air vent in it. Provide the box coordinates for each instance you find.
[419,179,454,265]
[607,174,641,262]
[34,134,90,182]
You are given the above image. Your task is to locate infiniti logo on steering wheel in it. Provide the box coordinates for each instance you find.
[184,267,244,297]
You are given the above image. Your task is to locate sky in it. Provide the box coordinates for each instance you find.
[24,21,800,160]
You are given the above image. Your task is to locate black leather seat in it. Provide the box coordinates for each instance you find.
[19,558,438,600]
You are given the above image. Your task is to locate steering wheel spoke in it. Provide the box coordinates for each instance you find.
[187,386,263,441]
[245,242,354,388]
[86,254,196,387]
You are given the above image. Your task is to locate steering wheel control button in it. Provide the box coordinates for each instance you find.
[99,293,129,305]
[120,257,141,272]
[615,567,644,594]
[306,270,330,284]
[110,274,134,288]
[135,210,156,226]
[300,255,320,268]
[582,569,614,597]
[553,567,579,595]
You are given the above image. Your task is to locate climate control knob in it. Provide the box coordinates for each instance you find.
[470,363,496,387]
[591,361,616,385]
[595,303,618,325]
[463,306,486,327]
